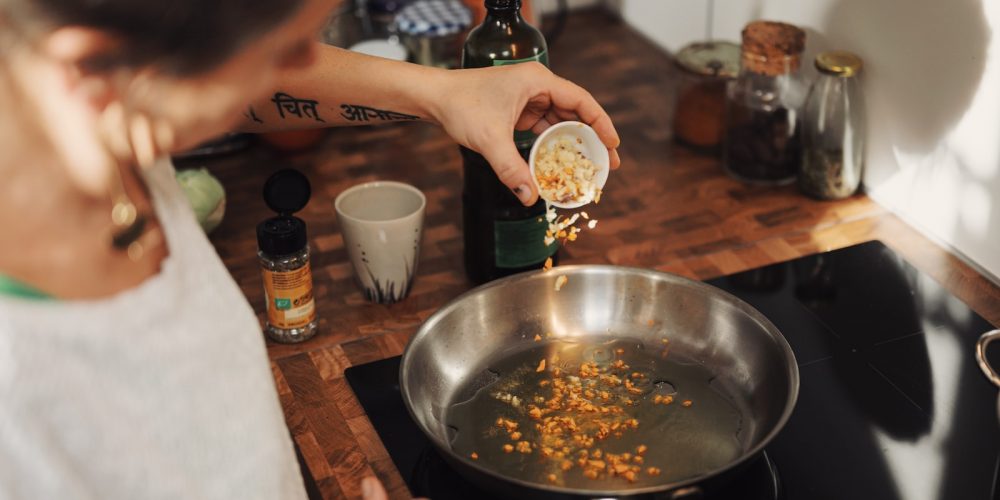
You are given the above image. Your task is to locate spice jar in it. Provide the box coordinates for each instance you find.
[800,51,865,200]
[257,169,318,344]
[673,41,740,150]
[723,21,807,185]
[364,0,414,39]
[396,0,472,68]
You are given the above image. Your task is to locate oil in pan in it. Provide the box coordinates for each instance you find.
[446,336,745,489]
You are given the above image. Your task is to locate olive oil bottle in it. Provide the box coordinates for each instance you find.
[461,0,557,284]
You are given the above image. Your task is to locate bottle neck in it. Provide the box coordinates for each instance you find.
[485,0,522,11]
[485,0,523,20]
[483,9,524,33]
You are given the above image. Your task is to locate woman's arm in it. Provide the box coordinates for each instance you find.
[241,43,620,206]
[239,44,440,130]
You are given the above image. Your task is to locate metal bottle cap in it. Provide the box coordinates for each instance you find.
[815,51,863,77]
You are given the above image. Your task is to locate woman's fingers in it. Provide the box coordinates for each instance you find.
[531,117,554,136]
[551,107,580,123]
[515,76,622,180]
[361,476,388,500]
[547,77,621,150]
[436,63,619,206]
[544,109,567,129]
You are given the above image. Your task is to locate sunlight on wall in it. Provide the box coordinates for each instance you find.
[619,0,1000,281]
[870,0,999,280]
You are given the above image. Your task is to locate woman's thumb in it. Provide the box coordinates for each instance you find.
[360,476,388,500]
[478,140,538,206]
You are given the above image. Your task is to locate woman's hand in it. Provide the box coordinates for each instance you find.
[360,476,388,500]
[427,62,621,206]
[361,475,427,500]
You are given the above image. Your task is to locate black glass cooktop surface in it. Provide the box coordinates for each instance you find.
[345,241,1000,499]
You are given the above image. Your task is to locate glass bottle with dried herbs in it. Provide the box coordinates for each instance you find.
[800,51,865,200]
[723,21,807,185]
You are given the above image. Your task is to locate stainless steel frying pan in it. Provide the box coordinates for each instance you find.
[976,329,1000,422]
[400,265,799,499]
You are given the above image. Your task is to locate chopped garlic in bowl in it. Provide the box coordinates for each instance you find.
[529,121,610,209]
[534,136,598,204]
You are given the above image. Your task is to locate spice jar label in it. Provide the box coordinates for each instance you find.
[262,265,316,329]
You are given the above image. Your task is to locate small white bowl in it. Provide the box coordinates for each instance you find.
[528,121,610,209]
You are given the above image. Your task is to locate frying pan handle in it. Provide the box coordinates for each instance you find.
[976,329,1000,387]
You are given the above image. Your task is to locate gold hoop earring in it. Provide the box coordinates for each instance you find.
[98,97,162,261]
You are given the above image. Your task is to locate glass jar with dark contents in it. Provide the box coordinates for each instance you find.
[723,21,807,185]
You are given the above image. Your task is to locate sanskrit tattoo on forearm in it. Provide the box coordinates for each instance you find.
[339,104,420,122]
[271,92,325,122]
[244,106,263,124]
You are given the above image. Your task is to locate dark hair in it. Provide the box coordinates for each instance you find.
[1,0,306,75]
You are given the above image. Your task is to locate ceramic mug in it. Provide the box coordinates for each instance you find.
[335,181,425,304]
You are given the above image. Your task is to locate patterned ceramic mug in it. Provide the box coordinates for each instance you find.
[335,181,425,304]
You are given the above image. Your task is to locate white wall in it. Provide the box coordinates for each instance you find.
[535,0,604,15]
[617,1,709,51]
[618,0,1000,283]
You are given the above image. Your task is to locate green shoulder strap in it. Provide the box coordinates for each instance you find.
[0,274,52,300]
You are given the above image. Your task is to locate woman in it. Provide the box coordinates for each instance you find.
[0,0,620,498]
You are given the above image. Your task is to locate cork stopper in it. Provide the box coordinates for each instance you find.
[741,21,806,76]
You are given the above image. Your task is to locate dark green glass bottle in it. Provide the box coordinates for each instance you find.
[461,0,557,284]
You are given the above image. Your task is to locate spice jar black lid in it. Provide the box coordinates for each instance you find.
[257,216,307,256]
[263,168,311,215]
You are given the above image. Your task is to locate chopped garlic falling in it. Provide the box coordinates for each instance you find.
[540,192,603,278]
[554,275,568,291]
[544,205,599,248]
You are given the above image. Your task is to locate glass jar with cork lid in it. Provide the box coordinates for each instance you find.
[723,21,807,185]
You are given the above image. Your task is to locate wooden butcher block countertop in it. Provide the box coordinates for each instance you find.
[191,9,1000,499]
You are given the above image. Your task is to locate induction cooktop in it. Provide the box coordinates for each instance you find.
[344,240,1000,500]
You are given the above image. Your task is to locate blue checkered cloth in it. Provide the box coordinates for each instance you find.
[395,0,472,36]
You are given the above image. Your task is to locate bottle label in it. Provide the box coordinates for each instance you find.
[494,51,549,147]
[495,215,557,269]
[262,264,316,330]
[492,51,549,67]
